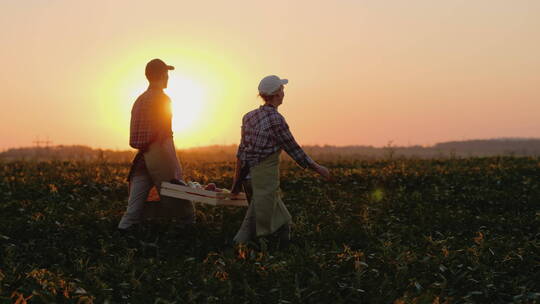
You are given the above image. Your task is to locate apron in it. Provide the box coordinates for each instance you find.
[250,152,292,237]
[142,137,195,223]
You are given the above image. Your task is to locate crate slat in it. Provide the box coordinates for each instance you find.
[160,182,248,207]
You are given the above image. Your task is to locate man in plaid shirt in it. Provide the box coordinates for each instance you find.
[119,59,193,231]
[126,59,175,181]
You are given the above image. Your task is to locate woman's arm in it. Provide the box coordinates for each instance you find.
[231,125,248,193]
[270,116,332,180]
[231,157,243,194]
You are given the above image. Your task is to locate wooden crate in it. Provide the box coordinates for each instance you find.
[159,182,249,207]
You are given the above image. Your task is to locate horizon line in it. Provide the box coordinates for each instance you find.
[2,137,540,153]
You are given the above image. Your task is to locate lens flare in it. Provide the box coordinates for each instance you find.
[372,189,384,202]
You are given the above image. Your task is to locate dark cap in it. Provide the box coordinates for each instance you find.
[145,58,174,80]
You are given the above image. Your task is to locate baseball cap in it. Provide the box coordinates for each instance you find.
[145,58,174,80]
[258,75,288,95]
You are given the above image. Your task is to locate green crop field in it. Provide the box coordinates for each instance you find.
[1,157,539,303]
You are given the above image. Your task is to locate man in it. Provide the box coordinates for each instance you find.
[118,58,195,231]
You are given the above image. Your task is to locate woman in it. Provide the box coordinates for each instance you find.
[231,75,331,245]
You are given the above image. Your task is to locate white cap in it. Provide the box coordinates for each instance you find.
[258,75,288,95]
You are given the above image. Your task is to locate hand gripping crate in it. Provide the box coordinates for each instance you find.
[159,182,249,207]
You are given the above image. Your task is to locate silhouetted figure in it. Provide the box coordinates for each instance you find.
[118,59,195,230]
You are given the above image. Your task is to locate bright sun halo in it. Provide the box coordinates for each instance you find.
[165,74,205,134]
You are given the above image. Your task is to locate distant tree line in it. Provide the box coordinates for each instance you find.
[1,138,539,162]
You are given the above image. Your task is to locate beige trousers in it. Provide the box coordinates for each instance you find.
[118,171,154,229]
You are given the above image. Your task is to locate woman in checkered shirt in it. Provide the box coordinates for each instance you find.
[231,75,332,246]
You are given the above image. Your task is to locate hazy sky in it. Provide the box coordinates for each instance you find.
[1,0,539,150]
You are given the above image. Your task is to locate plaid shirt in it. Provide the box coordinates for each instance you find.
[128,88,173,180]
[236,105,314,169]
[129,88,173,150]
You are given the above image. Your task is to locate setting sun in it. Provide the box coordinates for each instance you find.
[92,44,246,149]
[166,74,205,134]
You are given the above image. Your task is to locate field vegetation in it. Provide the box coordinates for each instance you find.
[1,156,539,303]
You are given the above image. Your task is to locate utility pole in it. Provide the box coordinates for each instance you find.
[33,137,52,148]
[33,137,53,159]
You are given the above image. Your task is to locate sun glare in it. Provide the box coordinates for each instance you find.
[122,74,206,140]
[165,74,205,134]
[98,44,245,149]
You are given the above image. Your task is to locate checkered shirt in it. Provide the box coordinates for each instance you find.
[127,88,173,181]
[236,105,314,169]
[129,88,173,150]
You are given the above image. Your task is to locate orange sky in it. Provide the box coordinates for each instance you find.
[1,0,539,150]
